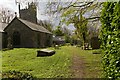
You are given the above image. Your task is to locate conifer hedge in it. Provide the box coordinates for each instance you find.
[100,2,120,79]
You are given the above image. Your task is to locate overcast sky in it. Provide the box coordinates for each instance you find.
[0,0,76,30]
[0,0,48,20]
[0,0,17,14]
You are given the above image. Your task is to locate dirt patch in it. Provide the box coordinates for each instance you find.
[71,53,86,78]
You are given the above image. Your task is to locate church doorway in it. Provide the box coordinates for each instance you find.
[13,31,21,47]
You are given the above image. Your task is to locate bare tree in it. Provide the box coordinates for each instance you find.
[37,19,53,32]
[0,8,14,23]
[45,1,103,48]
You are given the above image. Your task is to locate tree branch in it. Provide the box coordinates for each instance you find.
[72,2,93,7]
[86,16,100,20]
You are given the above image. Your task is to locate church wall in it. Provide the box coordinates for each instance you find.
[4,18,52,48]
[0,32,2,49]
[4,18,35,48]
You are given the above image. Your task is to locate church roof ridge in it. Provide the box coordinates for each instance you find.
[3,17,52,34]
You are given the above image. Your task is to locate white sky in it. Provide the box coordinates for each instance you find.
[0,0,48,20]
[0,0,17,11]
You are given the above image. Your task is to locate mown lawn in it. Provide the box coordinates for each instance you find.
[2,47,72,78]
[2,46,103,78]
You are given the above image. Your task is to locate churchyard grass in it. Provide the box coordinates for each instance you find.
[2,47,72,78]
[2,46,103,78]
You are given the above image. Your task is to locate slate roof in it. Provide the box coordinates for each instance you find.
[53,36,65,41]
[18,18,52,34]
[1,17,52,34]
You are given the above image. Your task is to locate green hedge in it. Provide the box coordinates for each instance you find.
[100,2,120,79]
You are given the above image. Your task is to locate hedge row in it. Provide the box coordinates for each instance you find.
[100,2,120,79]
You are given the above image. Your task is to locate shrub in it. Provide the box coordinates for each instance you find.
[100,2,120,79]
[2,70,37,80]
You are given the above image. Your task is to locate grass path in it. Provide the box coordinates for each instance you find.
[70,46,103,78]
[71,51,86,78]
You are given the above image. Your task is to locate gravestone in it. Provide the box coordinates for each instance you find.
[91,37,100,49]
[37,49,55,57]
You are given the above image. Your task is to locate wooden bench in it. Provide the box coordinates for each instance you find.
[37,49,55,57]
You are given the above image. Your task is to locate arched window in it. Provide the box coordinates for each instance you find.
[13,31,20,46]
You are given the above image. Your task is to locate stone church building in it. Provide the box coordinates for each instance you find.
[0,3,52,49]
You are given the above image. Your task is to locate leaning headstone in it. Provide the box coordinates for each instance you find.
[54,45,60,49]
[84,43,89,50]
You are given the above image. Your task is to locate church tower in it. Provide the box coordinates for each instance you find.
[19,2,37,23]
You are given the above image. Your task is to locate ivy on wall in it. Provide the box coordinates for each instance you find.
[100,2,120,79]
